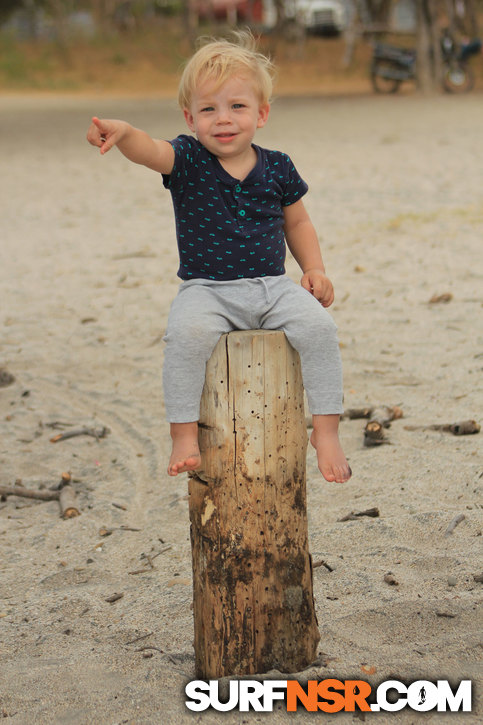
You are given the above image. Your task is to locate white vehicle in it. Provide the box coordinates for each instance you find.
[295,0,347,35]
[262,0,347,35]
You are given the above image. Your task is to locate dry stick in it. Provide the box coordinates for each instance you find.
[338,507,380,522]
[128,545,172,575]
[128,567,153,576]
[0,475,80,518]
[312,559,334,572]
[125,632,154,646]
[50,472,74,491]
[135,646,179,666]
[342,407,375,420]
[363,406,403,447]
[59,485,80,518]
[148,545,172,559]
[105,592,124,603]
[444,514,465,537]
[404,420,480,436]
[0,486,59,501]
[50,426,110,443]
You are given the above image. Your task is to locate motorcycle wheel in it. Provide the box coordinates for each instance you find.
[371,62,402,94]
[442,63,474,93]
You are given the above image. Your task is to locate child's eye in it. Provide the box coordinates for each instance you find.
[232,103,245,109]
[200,106,214,113]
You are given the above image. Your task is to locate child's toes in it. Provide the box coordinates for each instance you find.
[321,466,336,483]
[323,464,351,484]
[337,465,352,483]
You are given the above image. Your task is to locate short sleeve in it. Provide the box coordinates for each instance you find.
[280,153,309,207]
[162,134,200,192]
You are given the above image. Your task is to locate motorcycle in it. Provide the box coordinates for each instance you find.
[371,32,482,94]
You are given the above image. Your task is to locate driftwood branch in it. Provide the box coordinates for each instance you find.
[444,514,465,537]
[345,406,478,445]
[363,406,403,447]
[59,486,81,518]
[338,507,380,522]
[0,474,80,518]
[404,420,480,436]
[0,485,58,501]
[341,405,403,446]
[342,407,377,420]
[312,559,334,572]
[50,426,110,443]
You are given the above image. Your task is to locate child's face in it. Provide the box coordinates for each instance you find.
[183,75,270,159]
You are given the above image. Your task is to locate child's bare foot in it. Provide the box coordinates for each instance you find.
[310,414,352,483]
[168,422,201,476]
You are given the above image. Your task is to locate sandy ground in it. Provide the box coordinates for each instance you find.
[1,90,482,724]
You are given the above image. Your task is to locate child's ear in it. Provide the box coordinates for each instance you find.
[183,109,195,132]
[257,103,270,129]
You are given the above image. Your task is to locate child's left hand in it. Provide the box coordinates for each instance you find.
[301,269,334,307]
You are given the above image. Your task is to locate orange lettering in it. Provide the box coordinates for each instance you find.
[286,680,318,712]
[317,679,346,713]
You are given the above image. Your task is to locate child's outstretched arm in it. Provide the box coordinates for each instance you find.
[86,117,174,175]
[283,199,334,307]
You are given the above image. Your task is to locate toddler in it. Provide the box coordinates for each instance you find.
[86,32,351,484]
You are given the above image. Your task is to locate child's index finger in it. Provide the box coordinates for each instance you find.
[91,116,104,132]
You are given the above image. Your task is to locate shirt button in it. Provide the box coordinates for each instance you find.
[235,184,241,192]
[239,209,246,217]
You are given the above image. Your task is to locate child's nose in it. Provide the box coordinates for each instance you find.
[216,107,231,123]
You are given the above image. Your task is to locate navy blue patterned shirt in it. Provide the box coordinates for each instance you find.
[162,134,308,280]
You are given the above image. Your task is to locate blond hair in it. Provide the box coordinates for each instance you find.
[177,30,275,109]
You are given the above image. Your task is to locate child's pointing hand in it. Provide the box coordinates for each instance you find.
[87,117,127,155]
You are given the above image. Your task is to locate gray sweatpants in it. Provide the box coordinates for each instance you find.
[162,276,343,423]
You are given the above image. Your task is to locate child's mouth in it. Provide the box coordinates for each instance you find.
[215,133,237,142]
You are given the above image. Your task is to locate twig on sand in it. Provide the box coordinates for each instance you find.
[105,592,124,604]
[404,420,480,436]
[50,426,110,443]
[444,514,465,537]
[58,485,81,518]
[338,507,380,522]
[363,406,403,447]
[342,407,377,420]
[124,632,154,646]
[0,485,59,502]
[135,646,179,666]
[0,474,80,517]
[128,545,172,574]
[312,559,334,572]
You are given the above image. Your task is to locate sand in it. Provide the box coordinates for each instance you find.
[1,90,482,724]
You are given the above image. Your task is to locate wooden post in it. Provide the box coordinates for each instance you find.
[188,330,320,678]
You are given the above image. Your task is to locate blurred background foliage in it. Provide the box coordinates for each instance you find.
[0,1,481,92]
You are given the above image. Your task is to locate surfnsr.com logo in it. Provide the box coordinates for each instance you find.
[185,678,472,713]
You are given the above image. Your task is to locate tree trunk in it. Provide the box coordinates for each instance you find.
[417,0,436,92]
[189,330,320,678]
